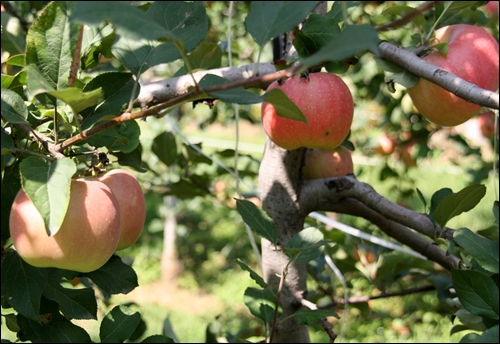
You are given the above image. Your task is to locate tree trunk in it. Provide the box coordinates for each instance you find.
[258,139,310,342]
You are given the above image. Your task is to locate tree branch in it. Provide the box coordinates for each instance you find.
[378,41,500,110]
[375,1,441,32]
[300,175,455,241]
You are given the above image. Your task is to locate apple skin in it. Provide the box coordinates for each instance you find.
[375,132,396,155]
[97,169,146,251]
[262,72,354,150]
[478,112,497,138]
[400,141,417,168]
[303,146,354,180]
[407,24,499,126]
[9,179,121,272]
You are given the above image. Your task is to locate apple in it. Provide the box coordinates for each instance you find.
[375,132,396,155]
[9,179,121,272]
[484,1,499,18]
[97,169,146,250]
[407,24,499,126]
[399,141,417,167]
[477,111,497,138]
[303,146,354,180]
[261,72,354,150]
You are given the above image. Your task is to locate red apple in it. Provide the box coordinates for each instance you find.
[9,179,121,272]
[400,141,417,167]
[303,146,354,179]
[484,1,499,18]
[375,132,396,155]
[407,24,499,126]
[477,111,497,138]
[97,169,146,250]
[261,72,354,150]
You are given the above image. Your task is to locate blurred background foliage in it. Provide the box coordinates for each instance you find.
[1,1,498,342]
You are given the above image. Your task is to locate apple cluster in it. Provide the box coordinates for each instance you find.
[9,169,146,273]
[261,72,355,178]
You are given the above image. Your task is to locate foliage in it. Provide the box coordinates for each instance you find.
[1,1,498,343]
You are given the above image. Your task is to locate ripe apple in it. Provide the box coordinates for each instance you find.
[375,132,396,155]
[407,24,499,126]
[261,72,354,150]
[97,169,146,250]
[9,179,121,272]
[303,146,354,180]
[477,111,497,138]
[399,141,417,167]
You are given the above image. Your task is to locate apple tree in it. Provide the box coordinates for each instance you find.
[1,1,499,343]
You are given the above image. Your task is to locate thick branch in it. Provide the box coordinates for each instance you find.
[300,176,456,241]
[379,41,500,110]
[320,198,460,270]
[134,62,277,108]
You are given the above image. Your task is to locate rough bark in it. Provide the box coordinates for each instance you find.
[258,139,310,342]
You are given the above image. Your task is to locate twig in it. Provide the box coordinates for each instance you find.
[301,299,337,343]
[376,1,442,32]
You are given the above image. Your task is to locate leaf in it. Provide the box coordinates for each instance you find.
[100,305,141,343]
[1,88,29,124]
[416,188,427,211]
[152,131,177,166]
[46,88,102,114]
[428,187,453,223]
[284,227,329,263]
[263,88,308,123]
[113,144,148,173]
[235,259,268,288]
[235,199,277,245]
[434,184,487,229]
[1,162,21,241]
[386,69,419,89]
[141,335,175,343]
[245,1,318,46]
[454,228,499,274]
[20,157,77,236]
[382,5,424,25]
[1,11,26,55]
[451,268,499,320]
[294,14,341,57]
[71,2,178,42]
[82,256,138,295]
[1,250,48,322]
[42,281,97,320]
[81,72,138,126]
[25,2,80,99]
[294,308,339,326]
[374,57,405,73]
[300,24,380,68]
[198,74,264,104]
[243,287,277,323]
[176,41,222,74]
[84,121,141,154]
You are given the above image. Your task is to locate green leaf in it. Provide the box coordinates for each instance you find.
[284,227,328,263]
[82,72,138,126]
[141,335,175,343]
[84,121,141,153]
[6,54,25,67]
[374,57,405,73]
[416,188,427,211]
[152,131,177,166]
[429,187,453,223]
[1,12,26,55]
[198,74,264,104]
[434,184,487,229]
[243,287,277,323]
[300,24,380,68]
[20,157,77,236]
[493,201,499,225]
[112,144,148,173]
[100,305,141,343]
[263,88,308,123]
[1,250,48,322]
[42,281,97,320]
[235,259,268,288]
[235,199,277,245]
[454,228,499,274]
[294,14,341,57]
[386,69,419,89]
[166,178,208,199]
[294,308,339,326]
[1,88,29,124]
[474,325,499,343]
[82,255,138,295]
[245,2,318,47]
[46,88,102,114]
[71,2,178,41]
[1,162,21,241]
[382,5,424,25]
[177,41,222,74]
[25,2,80,99]
[451,268,499,320]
